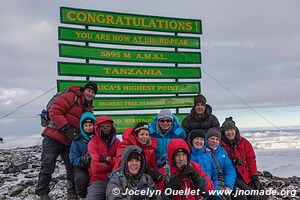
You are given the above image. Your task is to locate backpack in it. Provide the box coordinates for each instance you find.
[39,88,77,127]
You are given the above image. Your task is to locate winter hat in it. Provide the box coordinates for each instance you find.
[81,117,95,126]
[128,151,142,161]
[189,129,206,143]
[207,127,221,140]
[133,122,149,136]
[221,117,236,132]
[194,94,206,106]
[83,81,98,93]
[157,109,173,120]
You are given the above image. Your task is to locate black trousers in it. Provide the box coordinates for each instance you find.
[74,167,90,198]
[36,136,74,196]
[233,177,259,200]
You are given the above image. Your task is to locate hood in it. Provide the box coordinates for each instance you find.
[191,104,213,120]
[221,127,241,146]
[121,145,146,177]
[149,113,184,136]
[168,139,190,168]
[122,127,153,147]
[79,112,96,142]
[94,116,115,137]
[69,85,83,93]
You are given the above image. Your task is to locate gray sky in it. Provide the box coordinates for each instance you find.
[1,0,300,139]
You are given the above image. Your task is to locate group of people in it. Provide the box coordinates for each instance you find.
[35,82,264,200]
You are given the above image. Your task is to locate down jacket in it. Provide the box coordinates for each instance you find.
[182,104,220,135]
[149,114,186,167]
[69,112,95,168]
[157,139,214,200]
[113,127,157,171]
[88,116,121,183]
[221,128,257,184]
[106,146,160,200]
[42,86,93,145]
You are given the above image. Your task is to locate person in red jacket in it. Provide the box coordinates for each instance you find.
[86,116,121,200]
[36,82,97,200]
[157,138,214,200]
[113,122,162,182]
[221,117,261,200]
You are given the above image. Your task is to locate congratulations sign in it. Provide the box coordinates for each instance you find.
[61,7,202,34]
[59,44,201,63]
[59,27,200,49]
[58,62,201,79]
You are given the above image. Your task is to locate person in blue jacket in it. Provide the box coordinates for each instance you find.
[149,109,186,168]
[207,127,237,200]
[69,112,96,199]
[187,129,219,200]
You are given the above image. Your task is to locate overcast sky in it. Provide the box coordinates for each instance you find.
[0,0,300,141]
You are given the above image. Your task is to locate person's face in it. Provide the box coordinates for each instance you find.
[174,152,188,168]
[127,159,141,175]
[225,128,236,140]
[83,88,96,101]
[208,136,220,149]
[192,137,205,149]
[137,129,150,144]
[158,118,172,133]
[195,103,206,115]
[99,123,112,136]
[83,123,94,135]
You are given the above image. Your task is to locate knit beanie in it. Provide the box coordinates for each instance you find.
[207,127,221,140]
[189,129,206,143]
[83,81,98,93]
[221,117,236,132]
[128,152,142,161]
[194,94,207,106]
[157,109,173,120]
[81,117,95,126]
[133,122,149,136]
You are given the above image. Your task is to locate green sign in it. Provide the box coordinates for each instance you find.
[61,7,202,34]
[58,62,201,79]
[93,96,194,110]
[57,80,200,94]
[101,114,188,133]
[59,44,201,63]
[59,27,200,49]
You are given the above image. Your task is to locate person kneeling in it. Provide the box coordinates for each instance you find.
[107,145,160,200]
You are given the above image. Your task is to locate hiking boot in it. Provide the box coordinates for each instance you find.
[39,194,51,200]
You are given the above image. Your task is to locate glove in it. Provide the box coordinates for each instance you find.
[99,156,114,165]
[181,164,198,179]
[157,154,168,168]
[61,124,81,141]
[80,153,91,168]
[169,174,184,190]
[181,164,208,193]
[145,166,163,182]
[99,156,108,163]
[250,175,261,190]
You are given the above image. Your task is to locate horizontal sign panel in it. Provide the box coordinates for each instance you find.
[59,44,201,64]
[57,80,200,94]
[97,114,188,134]
[59,27,200,49]
[93,96,194,111]
[58,62,201,79]
[61,7,202,34]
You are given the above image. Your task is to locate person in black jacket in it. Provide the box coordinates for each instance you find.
[182,94,220,136]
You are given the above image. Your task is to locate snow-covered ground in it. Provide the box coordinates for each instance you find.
[1,129,300,178]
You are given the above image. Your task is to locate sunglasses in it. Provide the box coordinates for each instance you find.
[158,119,172,123]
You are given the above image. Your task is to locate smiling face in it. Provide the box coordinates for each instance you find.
[192,137,205,149]
[225,128,236,141]
[208,136,220,149]
[137,129,150,144]
[83,88,96,101]
[82,122,94,135]
[127,159,141,175]
[158,118,172,133]
[195,103,206,115]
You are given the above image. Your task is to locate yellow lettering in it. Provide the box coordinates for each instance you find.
[66,11,76,21]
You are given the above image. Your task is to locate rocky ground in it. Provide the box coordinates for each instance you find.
[0,145,299,200]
